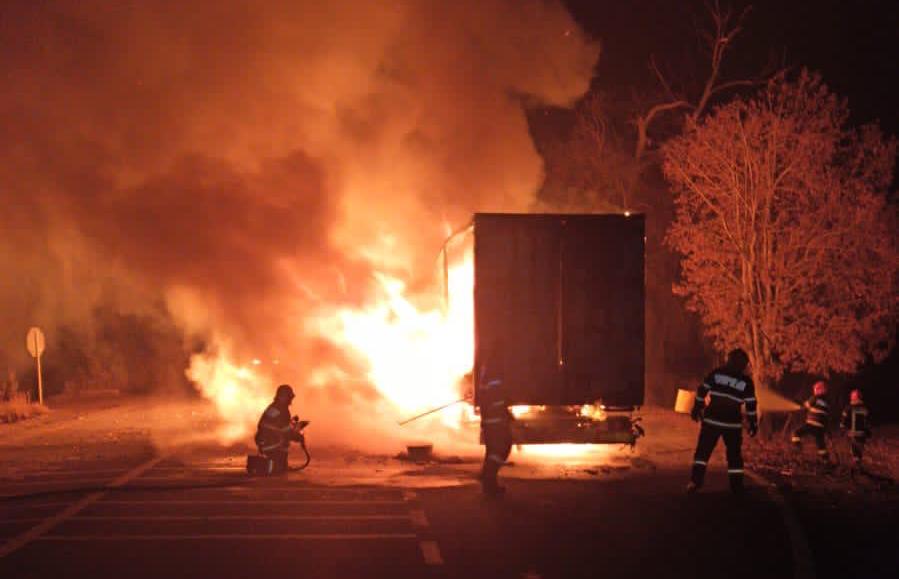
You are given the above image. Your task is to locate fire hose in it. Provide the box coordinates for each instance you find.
[398,398,468,426]
[288,417,311,471]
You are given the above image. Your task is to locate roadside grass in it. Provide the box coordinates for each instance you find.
[745,427,899,486]
[0,394,49,423]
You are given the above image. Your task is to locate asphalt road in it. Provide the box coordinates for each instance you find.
[0,452,804,579]
[1,400,896,579]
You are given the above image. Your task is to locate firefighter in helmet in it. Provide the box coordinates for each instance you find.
[688,348,758,495]
[840,388,871,468]
[255,384,303,474]
[478,359,514,497]
[791,380,831,463]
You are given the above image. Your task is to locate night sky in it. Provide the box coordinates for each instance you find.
[562,0,899,415]
[565,0,898,134]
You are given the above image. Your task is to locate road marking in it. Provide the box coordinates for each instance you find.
[38,533,418,541]
[419,540,443,565]
[69,515,411,521]
[746,471,815,579]
[0,454,166,559]
[0,477,140,491]
[409,509,429,529]
[401,489,442,566]
[92,499,406,505]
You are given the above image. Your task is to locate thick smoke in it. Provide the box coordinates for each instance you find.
[0,1,598,447]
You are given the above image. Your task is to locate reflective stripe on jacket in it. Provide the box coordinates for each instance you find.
[255,403,298,451]
[840,403,870,438]
[695,367,757,429]
[804,395,829,427]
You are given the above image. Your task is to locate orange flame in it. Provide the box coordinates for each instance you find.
[187,224,614,461]
[311,231,475,429]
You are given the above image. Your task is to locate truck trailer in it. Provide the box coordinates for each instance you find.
[473,213,645,445]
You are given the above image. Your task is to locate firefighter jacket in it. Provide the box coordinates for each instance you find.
[255,402,301,453]
[479,376,514,428]
[694,367,757,430]
[803,395,829,428]
[841,402,870,439]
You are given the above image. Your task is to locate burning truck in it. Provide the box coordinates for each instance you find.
[471,213,645,446]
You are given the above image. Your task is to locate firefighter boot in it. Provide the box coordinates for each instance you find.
[728,472,745,496]
[480,461,505,497]
[687,462,707,494]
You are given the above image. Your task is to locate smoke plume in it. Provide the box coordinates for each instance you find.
[0,0,598,448]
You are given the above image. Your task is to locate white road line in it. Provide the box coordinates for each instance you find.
[38,533,418,541]
[419,540,444,565]
[0,455,166,559]
[69,515,411,521]
[149,466,244,471]
[409,509,429,529]
[0,465,242,479]
[1,478,125,489]
[746,471,815,579]
[402,488,442,565]
[0,501,81,509]
[91,499,407,505]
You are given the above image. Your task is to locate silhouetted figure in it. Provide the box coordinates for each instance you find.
[688,348,758,495]
[478,360,514,497]
[792,381,831,464]
[840,388,871,469]
[255,384,303,474]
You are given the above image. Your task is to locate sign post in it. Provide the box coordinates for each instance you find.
[26,327,46,405]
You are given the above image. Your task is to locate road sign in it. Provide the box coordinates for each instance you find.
[25,326,45,405]
[26,327,46,358]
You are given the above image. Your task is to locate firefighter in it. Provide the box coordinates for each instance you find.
[840,389,871,467]
[478,368,514,497]
[687,348,758,495]
[255,384,303,474]
[791,380,831,463]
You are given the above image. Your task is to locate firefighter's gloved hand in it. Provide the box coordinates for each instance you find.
[748,421,758,438]
[690,403,703,422]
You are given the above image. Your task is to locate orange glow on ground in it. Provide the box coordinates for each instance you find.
[517,444,615,463]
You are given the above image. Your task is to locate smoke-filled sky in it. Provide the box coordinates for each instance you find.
[0,1,598,440]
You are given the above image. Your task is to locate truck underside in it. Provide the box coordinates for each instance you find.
[509,406,641,445]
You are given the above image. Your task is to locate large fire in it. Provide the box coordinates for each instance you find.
[315,247,475,426]
[188,223,610,461]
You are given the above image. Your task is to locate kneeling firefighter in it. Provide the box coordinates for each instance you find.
[255,384,305,474]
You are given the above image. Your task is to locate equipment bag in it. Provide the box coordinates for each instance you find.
[246,454,274,476]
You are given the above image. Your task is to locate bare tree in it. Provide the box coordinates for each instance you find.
[663,71,898,392]
[633,1,762,163]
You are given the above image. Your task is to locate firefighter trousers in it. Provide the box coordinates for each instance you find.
[262,449,289,474]
[848,436,866,464]
[691,422,744,492]
[481,424,512,492]
[792,423,829,461]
